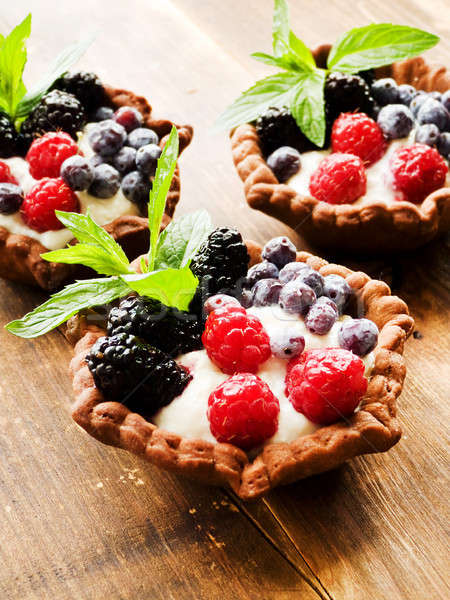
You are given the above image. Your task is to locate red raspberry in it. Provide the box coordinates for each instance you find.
[286,348,367,425]
[21,177,79,232]
[309,153,367,204]
[0,161,18,184]
[331,112,386,166]
[26,132,79,179]
[390,143,448,204]
[202,306,271,374]
[207,373,279,450]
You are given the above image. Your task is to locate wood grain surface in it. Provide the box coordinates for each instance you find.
[0,1,449,599]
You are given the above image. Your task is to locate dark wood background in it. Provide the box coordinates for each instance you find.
[0,1,449,598]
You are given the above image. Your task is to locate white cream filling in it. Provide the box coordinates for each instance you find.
[287,131,450,206]
[153,306,374,446]
[0,124,139,250]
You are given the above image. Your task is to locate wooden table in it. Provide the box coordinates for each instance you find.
[0,1,449,598]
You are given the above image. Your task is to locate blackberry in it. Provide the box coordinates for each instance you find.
[20,90,86,148]
[189,227,249,317]
[325,72,375,132]
[190,226,249,295]
[0,112,19,158]
[86,332,191,416]
[357,69,376,87]
[107,296,203,356]
[255,107,316,156]
[53,71,107,113]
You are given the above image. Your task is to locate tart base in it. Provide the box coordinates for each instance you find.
[0,85,193,290]
[69,244,414,500]
[230,47,450,253]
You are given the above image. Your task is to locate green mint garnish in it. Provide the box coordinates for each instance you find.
[0,14,94,123]
[155,209,212,270]
[215,0,439,147]
[6,127,205,339]
[146,125,179,272]
[5,277,131,339]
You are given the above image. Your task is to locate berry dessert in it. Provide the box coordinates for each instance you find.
[8,116,413,502]
[0,16,192,289]
[224,2,450,251]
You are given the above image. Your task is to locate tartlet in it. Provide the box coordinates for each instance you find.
[68,241,413,500]
[0,85,193,290]
[231,47,450,253]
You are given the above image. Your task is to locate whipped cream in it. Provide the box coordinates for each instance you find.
[0,125,139,250]
[287,132,450,206]
[153,305,375,446]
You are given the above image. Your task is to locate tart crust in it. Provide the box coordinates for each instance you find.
[230,46,450,252]
[69,242,414,500]
[0,85,193,290]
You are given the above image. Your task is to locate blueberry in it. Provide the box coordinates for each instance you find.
[88,119,127,156]
[252,278,283,306]
[278,261,310,284]
[60,155,94,191]
[437,132,450,159]
[204,294,241,314]
[429,91,442,101]
[377,104,414,139]
[279,279,316,315]
[304,297,338,335]
[127,127,159,149]
[92,106,114,121]
[410,92,429,117]
[417,98,449,131]
[322,274,352,313]
[294,268,324,297]
[89,154,109,168]
[370,78,399,106]
[414,124,440,147]
[270,331,305,359]
[244,261,279,288]
[136,143,162,176]
[0,183,23,214]
[113,106,143,132]
[397,84,417,106]
[338,318,379,356]
[266,146,301,183]
[112,146,137,174]
[262,236,296,268]
[89,164,120,198]
[240,289,253,308]
[441,90,450,113]
[121,170,151,205]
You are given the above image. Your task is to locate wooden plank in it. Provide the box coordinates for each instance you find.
[171,1,450,599]
[0,278,323,599]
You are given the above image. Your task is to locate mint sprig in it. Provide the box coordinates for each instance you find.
[5,128,206,339]
[145,125,179,272]
[0,14,94,123]
[215,0,439,146]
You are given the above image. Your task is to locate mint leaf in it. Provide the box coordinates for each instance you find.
[272,0,290,57]
[327,24,439,73]
[0,14,31,117]
[16,33,95,119]
[5,277,130,339]
[251,52,294,70]
[155,210,212,270]
[41,244,133,276]
[288,31,315,68]
[53,210,130,267]
[122,266,198,311]
[214,71,299,131]
[147,126,179,271]
[290,69,326,146]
